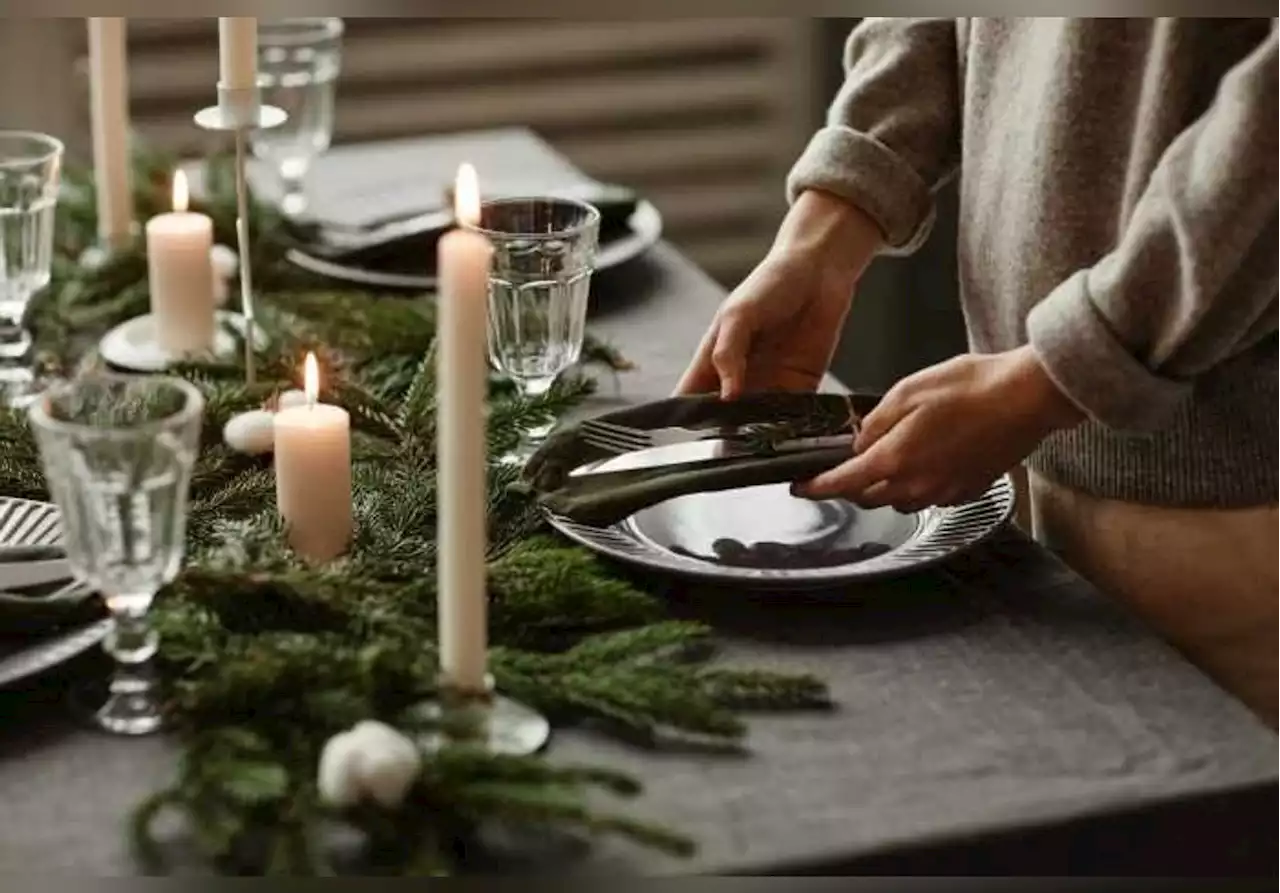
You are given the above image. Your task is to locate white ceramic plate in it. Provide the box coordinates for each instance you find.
[99,311,269,373]
[285,200,664,292]
[544,442,1016,589]
[0,497,106,689]
[0,497,69,590]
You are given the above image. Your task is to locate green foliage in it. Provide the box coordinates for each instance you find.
[10,148,830,876]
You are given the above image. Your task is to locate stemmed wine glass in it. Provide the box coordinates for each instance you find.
[28,374,203,735]
[0,131,62,405]
[469,196,600,463]
[249,17,344,219]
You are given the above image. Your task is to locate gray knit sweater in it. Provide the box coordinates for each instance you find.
[788,18,1278,508]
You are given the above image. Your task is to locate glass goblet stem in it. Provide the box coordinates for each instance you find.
[279,160,309,218]
[520,375,557,444]
[97,593,163,735]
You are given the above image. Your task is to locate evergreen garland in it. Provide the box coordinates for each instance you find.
[3,146,830,875]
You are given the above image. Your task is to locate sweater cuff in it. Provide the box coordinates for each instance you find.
[1026,270,1192,432]
[786,125,935,256]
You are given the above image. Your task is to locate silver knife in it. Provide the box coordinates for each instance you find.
[576,433,855,475]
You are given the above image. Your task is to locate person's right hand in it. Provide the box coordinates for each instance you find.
[676,190,885,400]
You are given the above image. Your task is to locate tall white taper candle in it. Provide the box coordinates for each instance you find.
[437,163,493,693]
[87,17,133,249]
[218,18,258,90]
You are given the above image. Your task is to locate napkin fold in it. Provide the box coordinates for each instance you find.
[522,392,878,527]
[0,579,101,636]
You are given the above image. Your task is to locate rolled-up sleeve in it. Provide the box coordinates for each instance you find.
[1027,25,1279,431]
[786,18,962,255]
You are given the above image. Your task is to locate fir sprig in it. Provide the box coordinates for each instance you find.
[7,148,832,876]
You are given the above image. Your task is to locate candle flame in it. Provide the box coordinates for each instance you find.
[172,169,189,213]
[455,163,480,226]
[304,352,319,406]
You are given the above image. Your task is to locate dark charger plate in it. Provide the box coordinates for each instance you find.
[286,194,663,293]
[0,620,109,689]
[547,441,1017,589]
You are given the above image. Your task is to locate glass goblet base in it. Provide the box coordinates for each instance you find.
[73,676,165,736]
[0,361,37,408]
[498,419,555,468]
[0,323,36,406]
[74,613,164,736]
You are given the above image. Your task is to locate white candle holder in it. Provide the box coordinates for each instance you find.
[193,83,287,385]
[416,674,550,757]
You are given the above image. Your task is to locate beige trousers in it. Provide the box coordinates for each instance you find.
[1010,467,1278,728]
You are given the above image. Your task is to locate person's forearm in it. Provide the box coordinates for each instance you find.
[772,189,885,287]
[1026,25,1278,433]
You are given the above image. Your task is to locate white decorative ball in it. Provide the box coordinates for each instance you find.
[210,243,239,278]
[78,245,111,271]
[210,244,239,308]
[222,410,276,455]
[348,720,423,809]
[212,277,229,308]
[317,730,362,808]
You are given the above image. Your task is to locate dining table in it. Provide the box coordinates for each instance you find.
[0,128,1275,878]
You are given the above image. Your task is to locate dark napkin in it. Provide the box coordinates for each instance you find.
[521,392,879,527]
[297,182,641,272]
[0,578,101,636]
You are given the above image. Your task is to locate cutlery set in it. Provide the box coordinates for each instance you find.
[577,417,857,470]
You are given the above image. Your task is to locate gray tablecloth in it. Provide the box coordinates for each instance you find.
[0,130,1274,877]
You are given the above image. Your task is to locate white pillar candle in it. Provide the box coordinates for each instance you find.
[145,170,215,356]
[436,163,493,694]
[274,353,353,564]
[218,18,258,90]
[86,17,133,249]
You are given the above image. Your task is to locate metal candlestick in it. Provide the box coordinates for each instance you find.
[193,83,287,385]
[416,674,550,756]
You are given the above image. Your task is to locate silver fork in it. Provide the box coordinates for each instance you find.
[581,418,756,454]
[581,417,854,456]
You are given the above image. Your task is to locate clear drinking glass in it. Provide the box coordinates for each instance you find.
[250,17,344,218]
[28,374,203,736]
[0,131,62,404]
[472,197,600,462]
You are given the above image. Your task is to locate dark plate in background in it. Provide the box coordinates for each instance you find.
[286,199,663,293]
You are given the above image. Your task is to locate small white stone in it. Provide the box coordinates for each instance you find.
[210,243,239,278]
[277,389,309,411]
[210,244,238,308]
[317,730,363,808]
[348,720,423,809]
[222,409,276,455]
[78,245,111,271]
[212,275,229,308]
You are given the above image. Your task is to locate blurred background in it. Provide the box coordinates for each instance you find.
[0,17,966,390]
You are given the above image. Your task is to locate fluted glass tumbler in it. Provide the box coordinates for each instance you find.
[0,131,62,404]
[28,374,203,735]
[471,196,600,463]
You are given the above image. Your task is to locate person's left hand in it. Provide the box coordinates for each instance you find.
[794,346,1085,511]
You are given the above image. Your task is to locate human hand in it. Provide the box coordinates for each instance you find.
[676,190,884,399]
[794,346,1085,511]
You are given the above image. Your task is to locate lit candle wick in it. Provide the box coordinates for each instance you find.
[455,163,480,227]
[304,352,319,411]
[172,169,189,213]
